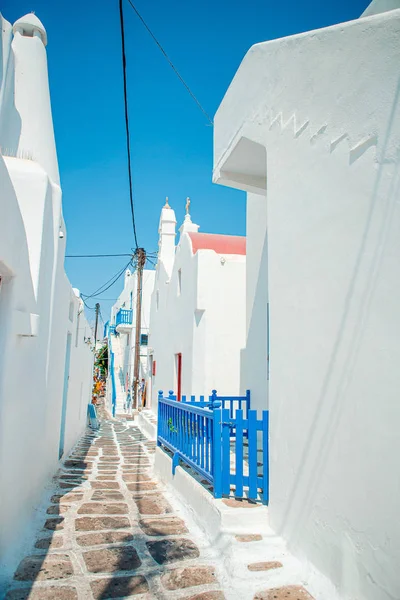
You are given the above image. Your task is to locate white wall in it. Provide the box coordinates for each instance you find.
[241,193,268,413]
[213,7,400,600]
[149,214,246,414]
[0,14,93,586]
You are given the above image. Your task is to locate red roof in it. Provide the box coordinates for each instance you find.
[188,232,246,256]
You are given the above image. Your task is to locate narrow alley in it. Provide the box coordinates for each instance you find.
[2,4,400,600]
[6,417,225,600]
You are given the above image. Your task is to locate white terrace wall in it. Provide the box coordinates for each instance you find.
[0,14,93,586]
[241,192,268,413]
[149,230,246,413]
[213,7,400,600]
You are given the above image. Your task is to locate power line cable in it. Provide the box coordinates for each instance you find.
[126,0,213,126]
[85,264,132,299]
[82,259,133,300]
[119,0,139,249]
[83,299,96,311]
[86,297,118,302]
[65,253,132,258]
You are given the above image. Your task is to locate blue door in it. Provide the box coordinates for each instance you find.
[59,333,72,459]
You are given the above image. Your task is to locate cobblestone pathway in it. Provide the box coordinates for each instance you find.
[6,421,225,600]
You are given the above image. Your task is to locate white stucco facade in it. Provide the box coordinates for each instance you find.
[109,267,155,413]
[213,4,400,600]
[148,202,246,413]
[0,13,94,585]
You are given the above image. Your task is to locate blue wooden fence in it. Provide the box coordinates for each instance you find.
[157,391,269,503]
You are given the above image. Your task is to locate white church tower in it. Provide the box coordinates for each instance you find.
[157,197,177,278]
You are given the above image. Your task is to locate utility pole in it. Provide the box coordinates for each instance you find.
[94,303,100,351]
[133,248,146,409]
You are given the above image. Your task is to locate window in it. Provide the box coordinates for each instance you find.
[140,334,148,346]
[177,269,182,296]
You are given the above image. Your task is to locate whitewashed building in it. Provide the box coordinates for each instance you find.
[0,13,94,584]
[213,2,400,599]
[108,267,155,414]
[147,200,246,413]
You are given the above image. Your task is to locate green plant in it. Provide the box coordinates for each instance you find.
[95,344,108,377]
[167,417,177,433]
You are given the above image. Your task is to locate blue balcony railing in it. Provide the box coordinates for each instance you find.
[116,308,133,327]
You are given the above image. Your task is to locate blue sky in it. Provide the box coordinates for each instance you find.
[4,0,369,325]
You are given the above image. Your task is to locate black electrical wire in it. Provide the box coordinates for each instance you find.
[83,299,96,310]
[126,0,213,126]
[84,263,132,299]
[82,259,133,300]
[119,0,139,248]
[65,253,132,258]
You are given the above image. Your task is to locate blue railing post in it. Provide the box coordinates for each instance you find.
[168,390,175,400]
[262,410,269,504]
[248,410,258,499]
[212,400,222,498]
[157,391,163,446]
[221,408,231,496]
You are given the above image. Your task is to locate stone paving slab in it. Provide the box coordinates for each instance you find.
[134,494,173,515]
[46,504,69,515]
[6,586,78,599]
[254,586,315,600]
[35,536,64,550]
[82,546,142,573]
[91,490,125,501]
[139,516,188,536]
[76,531,134,547]
[14,554,74,581]
[161,565,217,590]
[77,502,129,515]
[248,561,283,572]
[75,516,131,531]
[146,538,200,565]
[90,575,149,599]
[51,493,83,503]
[126,481,158,492]
[185,592,225,600]
[44,517,64,530]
